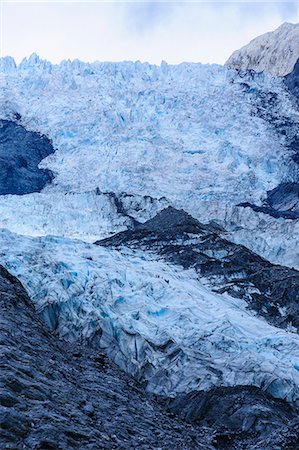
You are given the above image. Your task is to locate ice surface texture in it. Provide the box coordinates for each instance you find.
[2,264,298,449]
[97,207,299,331]
[1,55,299,445]
[0,229,299,407]
[0,56,299,268]
[1,56,297,201]
[0,264,216,450]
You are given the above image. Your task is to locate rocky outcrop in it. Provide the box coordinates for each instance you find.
[0,120,55,195]
[168,386,299,449]
[285,57,299,98]
[238,182,299,219]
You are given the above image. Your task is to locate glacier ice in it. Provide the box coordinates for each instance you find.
[0,56,299,421]
[97,206,299,331]
[0,57,299,268]
[0,229,298,406]
[0,191,168,241]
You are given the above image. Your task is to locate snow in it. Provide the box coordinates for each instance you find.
[0,57,299,268]
[0,190,168,242]
[185,200,299,270]
[226,22,299,77]
[0,229,298,405]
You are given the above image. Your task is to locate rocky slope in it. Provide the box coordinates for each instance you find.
[0,265,214,449]
[97,206,299,331]
[226,22,299,76]
[285,57,299,98]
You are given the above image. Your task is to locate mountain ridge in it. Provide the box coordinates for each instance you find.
[226,22,299,76]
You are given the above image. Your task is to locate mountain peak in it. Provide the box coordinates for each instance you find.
[277,21,297,30]
[226,22,299,77]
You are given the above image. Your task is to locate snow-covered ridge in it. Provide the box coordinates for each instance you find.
[226,22,299,77]
[0,229,298,406]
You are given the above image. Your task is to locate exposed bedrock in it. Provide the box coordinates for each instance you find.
[167,386,299,449]
[238,182,299,219]
[285,58,299,98]
[225,23,299,77]
[1,265,298,449]
[97,206,299,331]
[0,120,55,195]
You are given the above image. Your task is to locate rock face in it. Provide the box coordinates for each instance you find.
[168,386,299,449]
[226,22,299,76]
[0,120,55,195]
[97,206,299,331]
[238,181,299,219]
[285,57,299,97]
[1,264,298,450]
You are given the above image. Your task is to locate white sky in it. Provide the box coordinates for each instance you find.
[0,1,298,65]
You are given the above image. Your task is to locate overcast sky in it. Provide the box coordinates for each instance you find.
[0,1,298,65]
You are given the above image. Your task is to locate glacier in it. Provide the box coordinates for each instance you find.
[97,206,299,332]
[0,56,299,269]
[0,228,298,406]
[3,262,299,449]
[0,190,298,269]
[1,53,299,447]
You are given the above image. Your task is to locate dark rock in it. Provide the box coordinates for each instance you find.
[83,403,95,416]
[267,182,299,212]
[0,120,55,195]
[238,181,299,219]
[289,137,299,165]
[168,385,296,432]
[96,206,299,331]
[167,385,299,449]
[285,58,299,99]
